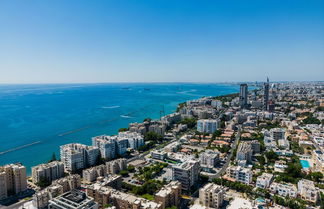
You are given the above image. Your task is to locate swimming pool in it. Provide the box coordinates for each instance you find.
[300,160,310,168]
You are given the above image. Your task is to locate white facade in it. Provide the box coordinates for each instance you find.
[269,182,297,198]
[31,161,64,184]
[200,150,219,168]
[226,166,252,184]
[297,179,319,203]
[256,173,273,189]
[172,160,200,191]
[197,119,220,134]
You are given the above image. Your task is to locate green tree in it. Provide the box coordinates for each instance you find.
[119,128,128,132]
[144,131,163,142]
[49,152,57,163]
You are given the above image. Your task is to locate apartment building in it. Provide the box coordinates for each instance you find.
[256,173,273,189]
[0,163,27,200]
[269,182,297,198]
[82,164,107,183]
[48,190,98,209]
[32,174,81,208]
[106,158,127,174]
[270,128,286,140]
[312,150,324,173]
[197,119,220,134]
[31,161,64,184]
[226,166,252,184]
[297,179,319,204]
[118,131,144,150]
[92,136,116,160]
[199,183,225,209]
[172,160,200,191]
[200,150,219,168]
[86,186,162,209]
[151,150,168,161]
[60,143,99,172]
[236,142,253,164]
[155,181,181,209]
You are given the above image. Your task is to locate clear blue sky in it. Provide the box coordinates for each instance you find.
[0,0,323,83]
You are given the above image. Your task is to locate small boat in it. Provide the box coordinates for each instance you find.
[143,88,151,91]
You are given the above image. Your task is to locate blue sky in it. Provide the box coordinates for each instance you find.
[0,0,323,83]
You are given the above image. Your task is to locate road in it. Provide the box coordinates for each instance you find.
[214,126,241,178]
[191,126,241,197]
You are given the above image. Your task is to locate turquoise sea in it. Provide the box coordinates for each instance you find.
[0,83,240,175]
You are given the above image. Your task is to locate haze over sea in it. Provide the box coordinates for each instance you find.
[0,83,240,175]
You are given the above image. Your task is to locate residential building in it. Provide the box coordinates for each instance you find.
[60,143,99,172]
[199,183,224,209]
[118,131,144,150]
[0,163,27,200]
[197,119,220,134]
[31,161,64,184]
[270,128,286,140]
[239,84,248,109]
[297,179,319,203]
[151,150,168,161]
[256,173,273,189]
[87,186,162,209]
[82,164,107,183]
[92,136,116,160]
[200,150,219,168]
[236,142,253,164]
[106,158,127,174]
[226,166,252,184]
[269,182,297,198]
[312,150,324,173]
[172,160,200,191]
[155,181,181,209]
[48,190,98,209]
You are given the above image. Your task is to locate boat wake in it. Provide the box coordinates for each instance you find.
[101,105,120,109]
[0,141,42,155]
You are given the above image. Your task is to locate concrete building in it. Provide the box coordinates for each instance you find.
[31,161,64,184]
[48,190,98,209]
[86,186,162,209]
[199,183,224,209]
[118,131,144,150]
[269,182,297,198]
[297,179,319,204]
[239,84,248,109]
[256,173,273,189]
[199,150,219,168]
[236,142,253,164]
[197,119,220,134]
[312,150,324,173]
[106,158,127,174]
[32,174,81,208]
[82,164,107,184]
[60,143,100,172]
[92,136,117,160]
[226,166,252,184]
[154,181,181,209]
[0,163,27,200]
[263,77,270,111]
[172,160,200,191]
[270,128,286,140]
[151,150,168,161]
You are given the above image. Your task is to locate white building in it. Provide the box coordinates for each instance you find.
[297,179,319,203]
[172,160,200,191]
[151,150,168,161]
[106,158,127,174]
[269,182,297,198]
[200,150,219,168]
[197,119,220,134]
[60,143,99,172]
[119,131,144,150]
[270,128,286,140]
[256,173,273,189]
[92,136,116,160]
[199,183,224,209]
[226,166,252,184]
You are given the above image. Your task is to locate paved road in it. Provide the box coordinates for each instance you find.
[214,126,241,178]
[191,126,241,197]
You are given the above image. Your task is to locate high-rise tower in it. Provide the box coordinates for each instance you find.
[239,84,248,109]
[263,77,270,111]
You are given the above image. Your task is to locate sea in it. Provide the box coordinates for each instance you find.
[0,83,240,175]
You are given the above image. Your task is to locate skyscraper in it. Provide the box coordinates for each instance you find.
[239,84,248,109]
[263,77,270,111]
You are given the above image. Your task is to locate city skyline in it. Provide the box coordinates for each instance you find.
[0,0,324,83]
